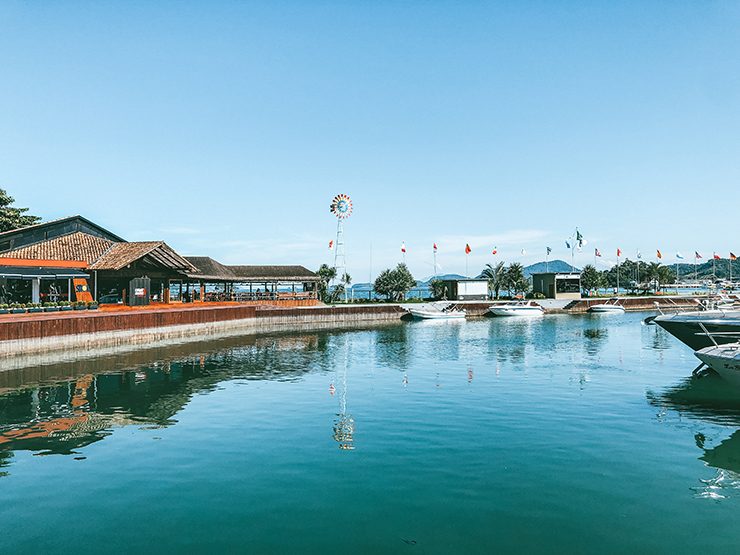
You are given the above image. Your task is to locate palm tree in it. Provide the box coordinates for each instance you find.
[646,262,660,292]
[481,262,506,299]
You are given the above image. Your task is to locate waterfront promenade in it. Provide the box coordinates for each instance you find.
[0,295,715,361]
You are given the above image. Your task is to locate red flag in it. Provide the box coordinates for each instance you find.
[465,244,471,254]
[617,249,621,257]
[657,250,662,259]
[328,240,333,250]
[731,253,737,260]
[492,248,497,255]
[595,249,601,257]
[401,242,406,253]
[433,243,437,253]
[695,251,702,259]
[714,253,721,259]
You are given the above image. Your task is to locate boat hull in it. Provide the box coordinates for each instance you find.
[654,312,740,350]
[408,309,465,320]
[695,345,740,388]
[589,305,625,313]
[488,307,543,317]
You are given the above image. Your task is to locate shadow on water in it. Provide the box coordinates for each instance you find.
[647,373,740,497]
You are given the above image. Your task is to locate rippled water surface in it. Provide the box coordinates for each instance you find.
[3,312,740,554]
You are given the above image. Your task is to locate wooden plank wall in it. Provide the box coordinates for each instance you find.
[0,304,406,342]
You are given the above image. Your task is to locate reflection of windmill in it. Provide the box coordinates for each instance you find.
[332,343,354,450]
[330,194,352,301]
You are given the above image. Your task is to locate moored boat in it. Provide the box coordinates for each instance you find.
[488,300,544,317]
[407,302,466,320]
[652,308,740,350]
[695,344,740,388]
[589,298,625,313]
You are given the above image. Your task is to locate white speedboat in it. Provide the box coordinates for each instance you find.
[695,344,740,388]
[488,300,544,317]
[407,302,466,320]
[589,298,625,313]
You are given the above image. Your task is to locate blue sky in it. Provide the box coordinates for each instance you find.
[2,1,738,281]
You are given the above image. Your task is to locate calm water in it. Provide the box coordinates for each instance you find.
[3,313,740,554]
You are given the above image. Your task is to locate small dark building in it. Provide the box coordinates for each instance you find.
[531,272,582,300]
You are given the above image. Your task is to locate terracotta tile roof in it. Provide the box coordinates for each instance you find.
[90,242,197,272]
[0,232,113,265]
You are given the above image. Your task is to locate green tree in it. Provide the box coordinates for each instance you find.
[480,261,507,299]
[657,265,676,291]
[429,279,446,300]
[505,263,531,296]
[373,263,416,301]
[316,264,336,302]
[0,189,41,232]
[580,264,601,293]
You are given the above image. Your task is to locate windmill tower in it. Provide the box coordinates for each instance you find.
[330,194,352,301]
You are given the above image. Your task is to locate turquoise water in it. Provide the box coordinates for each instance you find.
[3,313,740,554]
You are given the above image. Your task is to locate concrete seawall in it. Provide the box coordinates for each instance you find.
[0,304,407,361]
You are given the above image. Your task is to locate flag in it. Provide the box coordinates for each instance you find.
[546,246,552,255]
[565,240,571,249]
[695,251,702,259]
[637,250,642,259]
[465,244,471,254]
[576,230,583,241]
[492,247,497,255]
[714,253,721,259]
[521,248,526,255]
[617,249,621,257]
[328,240,333,250]
[433,243,437,253]
[676,251,684,259]
[595,249,601,257]
[657,250,662,259]
[401,243,406,253]
[732,253,738,260]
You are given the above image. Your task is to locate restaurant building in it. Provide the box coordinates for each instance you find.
[0,216,319,306]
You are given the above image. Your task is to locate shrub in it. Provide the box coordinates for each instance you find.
[74,300,87,307]
[44,301,58,307]
[87,301,98,306]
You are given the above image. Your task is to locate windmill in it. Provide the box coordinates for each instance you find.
[330,194,352,301]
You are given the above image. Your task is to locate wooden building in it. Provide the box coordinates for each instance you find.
[0,216,318,306]
[185,257,319,303]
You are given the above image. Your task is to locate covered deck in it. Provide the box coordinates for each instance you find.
[185,257,319,305]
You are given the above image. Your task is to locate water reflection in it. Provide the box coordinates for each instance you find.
[331,340,355,450]
[0,331,329,469]
[648,374,740,498]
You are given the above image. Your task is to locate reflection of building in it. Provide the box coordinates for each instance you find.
[531,272,582,300]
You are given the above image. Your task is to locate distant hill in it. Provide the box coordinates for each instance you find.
[417,273,468,286]
[523,259,579,277]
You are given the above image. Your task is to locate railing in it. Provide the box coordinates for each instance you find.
[202,291,317,303]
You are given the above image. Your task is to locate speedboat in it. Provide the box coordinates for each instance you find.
[695,343,740,388]
[589,298,625,313]
[407,302,466,320]
[650,298,740,350]
[488,300,544,317]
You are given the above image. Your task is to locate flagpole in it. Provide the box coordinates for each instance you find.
[433,249,437,278]
[546,248,549,273]
[694,253,697,282]
[617,252,620,295]
[466,254,468,278]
